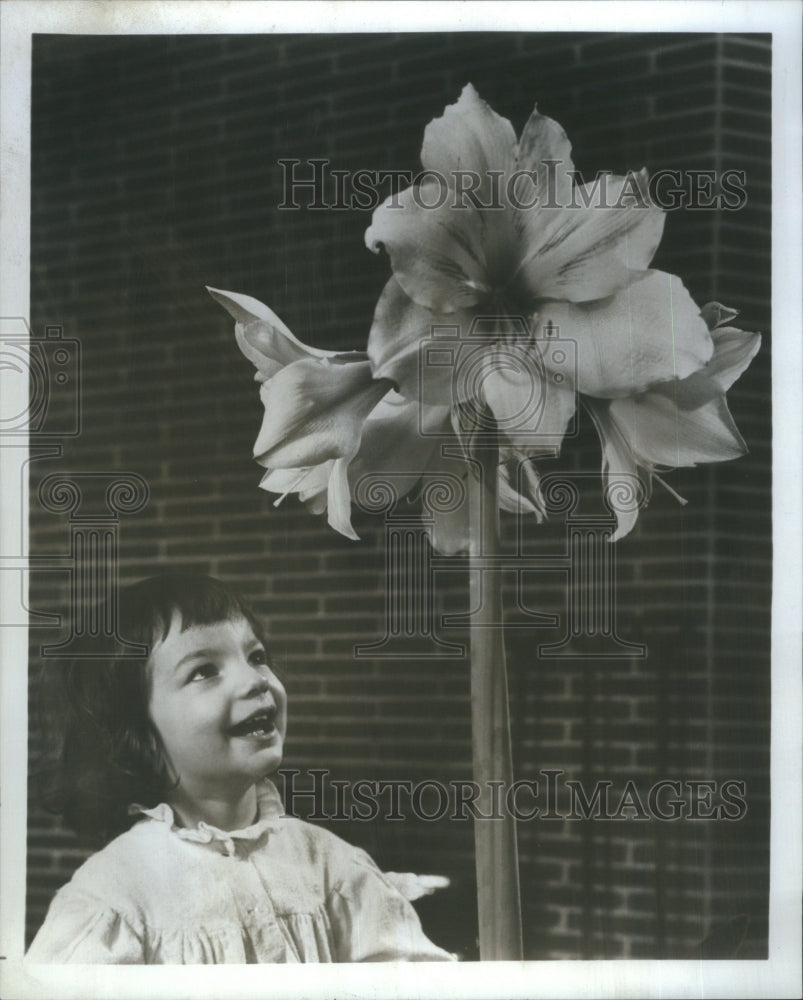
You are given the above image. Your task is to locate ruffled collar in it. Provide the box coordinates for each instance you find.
[129,779,284,857]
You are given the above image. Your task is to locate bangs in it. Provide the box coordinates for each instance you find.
[119,572,267,652]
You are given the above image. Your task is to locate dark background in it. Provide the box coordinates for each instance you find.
[27,32,771,960]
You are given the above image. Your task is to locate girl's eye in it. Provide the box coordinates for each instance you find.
[249,647,269,667]
[188,663,218,682]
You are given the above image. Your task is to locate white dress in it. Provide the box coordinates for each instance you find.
[26,780,455,964]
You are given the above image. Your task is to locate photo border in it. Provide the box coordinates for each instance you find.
[1,2,800,997]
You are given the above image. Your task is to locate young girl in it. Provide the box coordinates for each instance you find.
[27,572,454,964]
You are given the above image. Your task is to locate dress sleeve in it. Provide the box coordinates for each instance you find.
[327,849,456,963]
[26,887,145,964]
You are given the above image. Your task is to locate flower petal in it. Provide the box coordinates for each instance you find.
[515,171,665,303]
[515,103,575,208]
[609,386,747,469]
[700,301,740,331]
[350,392,449,480]
[703,326,761,393]
[306,492,328,516]
[208,286,365,379]
[420,83,517,206]
[347,396,451,539]
[478,344,576,454]
[603,171,665,267]
[365,184,491,313]
[256,390,451,544]
[327,456,359,540]
[258,464,331,504]
[639,327,760,413]
[498,456,545,520]
[208,287,336,378]
[585,399,649,541]
[367,276,477,402]
[538,270,713,397]
[253,358,391,467]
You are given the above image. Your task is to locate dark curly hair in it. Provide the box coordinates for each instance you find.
[36,571,271,848]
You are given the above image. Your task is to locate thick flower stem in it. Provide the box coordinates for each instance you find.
[468,442,523,961]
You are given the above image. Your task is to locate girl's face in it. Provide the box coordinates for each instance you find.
[147,613,287,804]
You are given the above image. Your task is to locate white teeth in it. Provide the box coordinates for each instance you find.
[230,710,276,737]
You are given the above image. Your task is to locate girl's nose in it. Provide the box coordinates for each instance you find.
[245,672,270,698]
[233,658,272,698]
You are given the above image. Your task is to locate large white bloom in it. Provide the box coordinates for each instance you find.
[213,86,759,549]
[586,302,761,538]
[365,84,712,405]
[362,84,753,541]
[209,287,482,545]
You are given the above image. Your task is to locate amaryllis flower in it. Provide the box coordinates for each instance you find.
[584,303,761,539]
[210,286,549,551]
[586,302,761,540]
[214,87,759,551]
[362,84,753,539]
[209,286,477,543]
[209,286,386,538]
[365,85,713,401]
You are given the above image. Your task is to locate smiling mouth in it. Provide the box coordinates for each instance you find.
[228,706,278,739]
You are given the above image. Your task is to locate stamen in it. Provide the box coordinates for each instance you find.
[653,473,687,506]
[272,469,311,508]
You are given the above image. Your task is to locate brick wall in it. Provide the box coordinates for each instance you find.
[27,32,771,960]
